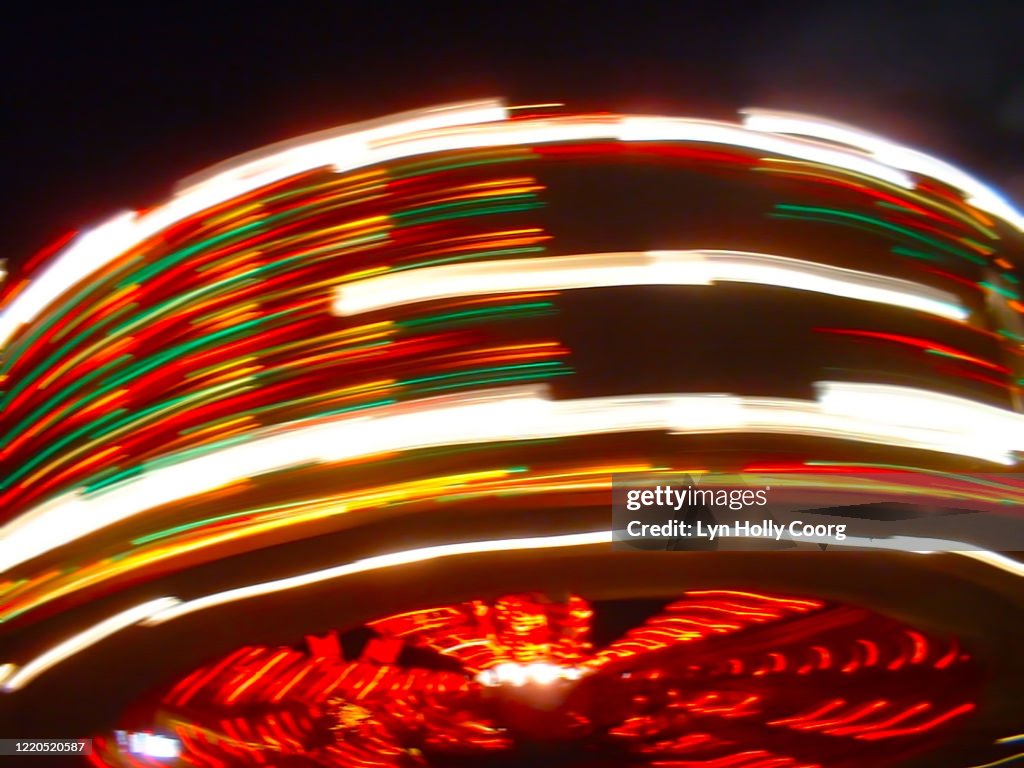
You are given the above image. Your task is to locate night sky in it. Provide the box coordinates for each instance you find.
[5,1,1024,274]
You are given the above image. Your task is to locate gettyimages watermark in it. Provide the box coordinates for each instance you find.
[610,471,1024,552]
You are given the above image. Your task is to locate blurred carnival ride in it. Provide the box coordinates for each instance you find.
[1,100,1023,766]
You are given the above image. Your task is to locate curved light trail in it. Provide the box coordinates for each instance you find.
[2,101,1022,348]
[332,249,969,319]
[1,101,1022,768]
[3,380,1023,574]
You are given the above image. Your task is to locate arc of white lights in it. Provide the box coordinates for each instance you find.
[0,597,179,692]
[0,100,507,350]
[742,109,1024,233]
[141,530,612,625]
[332,249,968,320]
[4,102,1020,349]
[2,382,1023,575]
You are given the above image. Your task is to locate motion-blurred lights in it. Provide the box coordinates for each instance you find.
[1,533,1022,695]
[3,382,1023,572]
[143,530,612,625]
[3,101,1018,350]
[115,731,181,759]
[332,250,967,321]
[618,116,914,189]
[0,597,180,692]
[741,109,1024,233]
[0,100,507,349]
[816,381,1024,463]
[476,662,587,687]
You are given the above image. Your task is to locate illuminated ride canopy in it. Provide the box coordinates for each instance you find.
[102,591,979,768]
[0,101,1022,767]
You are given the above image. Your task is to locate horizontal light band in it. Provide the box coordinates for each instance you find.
[332,249,968,320]
[2,381,1021,574]
[4,103,1018,349]
[2,530,1022,693]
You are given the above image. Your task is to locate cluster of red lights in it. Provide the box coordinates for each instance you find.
[92,590,978,767]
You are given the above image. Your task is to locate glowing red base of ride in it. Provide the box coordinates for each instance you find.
[92,590,978,767]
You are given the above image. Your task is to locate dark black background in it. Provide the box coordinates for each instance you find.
[4,1,1024,274]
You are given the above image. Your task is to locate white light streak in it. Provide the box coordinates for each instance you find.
[142,530,611,625]
[117,731,182,759]
[1,530,1021,694]
[0,597,179,692]
[742,109,1024,232]
[476,662,587,687]
[332,249,967,320]
[0,100,508,349]
[618,115,914,188]
[2,382,1022,574]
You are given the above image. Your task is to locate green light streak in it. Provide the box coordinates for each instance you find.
[0,301,139,411]
[0,276,110,375]
[389,246,545,273]
[1,407,129,491]
[0,353,135,453]
[773,205,987,265]
[407,368,573,395]
[397,202,543,228]
[980,282,1021,300]
[131,506,280,546]
[891,246,945,263]
[83,463,145,495]
[125,219,268,286]
[399,301,555,329]
[401,360,566,387]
